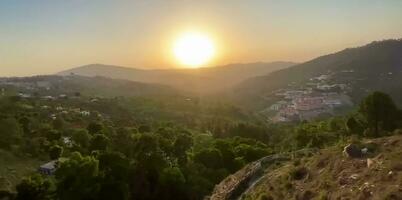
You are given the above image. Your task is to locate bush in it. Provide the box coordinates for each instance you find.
[49,145,63,160]
[393,129,402,135]
[258,193,273,200]
[289,166,308,180]
[292,159,301,166]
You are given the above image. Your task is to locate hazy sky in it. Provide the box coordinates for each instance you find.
[1,0,402,76]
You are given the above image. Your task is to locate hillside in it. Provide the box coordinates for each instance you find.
[233,39,402,109]
[58,62,295,94]
[1,75,178,98]
[0,150,42,192]
[210,134,402,200]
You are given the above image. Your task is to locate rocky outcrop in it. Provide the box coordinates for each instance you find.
[208,149,317,200]
[208,160,264,200]
[343,144,363,158]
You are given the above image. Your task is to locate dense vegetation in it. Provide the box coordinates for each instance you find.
[0,92,273,200]
[0,89,401,200]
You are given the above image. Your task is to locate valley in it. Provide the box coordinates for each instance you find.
[0,40,401,200]
[2,1,402,200]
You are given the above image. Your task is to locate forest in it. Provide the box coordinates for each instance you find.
[0,89,401,200]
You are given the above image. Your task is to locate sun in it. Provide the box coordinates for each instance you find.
[173,31,215,68]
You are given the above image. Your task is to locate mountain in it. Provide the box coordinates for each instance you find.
[58,62,295,94]
[233,39,402,109]
[2,75,177,97]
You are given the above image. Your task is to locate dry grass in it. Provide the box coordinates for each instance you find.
[243,135,402,200]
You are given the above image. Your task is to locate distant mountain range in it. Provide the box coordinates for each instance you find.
[2,75,177,98]
[58,62,296,94]
[233,39,402,108]
[57,39,402,110]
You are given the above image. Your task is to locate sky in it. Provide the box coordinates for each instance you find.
[1,0,402,76]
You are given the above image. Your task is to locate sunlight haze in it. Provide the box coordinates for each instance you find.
[1,1,402,199]
[173,31,216,67]
[1,0,402,76]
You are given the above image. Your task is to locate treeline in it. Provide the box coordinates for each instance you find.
[291,91,402,149]
[0,96,272,200]
[1,91,401,200]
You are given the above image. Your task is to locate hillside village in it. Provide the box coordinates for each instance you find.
[262,71,354,123]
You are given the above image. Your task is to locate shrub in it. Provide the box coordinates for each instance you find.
[393,129,402,135]
[292,159,301,166]
[289,166,308,180]
[258,193,273,200]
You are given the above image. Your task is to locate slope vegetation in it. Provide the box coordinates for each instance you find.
[3,75,178,98]
[210,134,402,200]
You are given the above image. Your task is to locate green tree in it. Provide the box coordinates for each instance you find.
[87,122,103,134]
[72,129,91,149]
[173,134,193,164]
[55,152,100,200]
[111,128,135,157]
[15,175,52,200]
[49,145,63,160]
[194,148,223,169]
[53,117,65,130]
[138,125,151,133]
[328,118,341,131]
[0,118,23,149]
[98,182,129,200]
[345,116,364,135]
[234,144,268,163]
[133,134,166,168]
[214,139,242,172]
[18,116,31,135]
[90,134,109,151]
[46,130,61,142]
[97,152,130,200]
[359,91,399,136]
[157,167,187,200]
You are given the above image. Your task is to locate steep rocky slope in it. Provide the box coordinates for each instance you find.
[210,134,402,200]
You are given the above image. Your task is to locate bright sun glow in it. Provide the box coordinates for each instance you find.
[173,32,215,67]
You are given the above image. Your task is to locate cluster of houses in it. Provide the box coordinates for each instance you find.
[48,106,93,119]
[0,79,52,90]
[17,92,71,100]
[264,73,353,122]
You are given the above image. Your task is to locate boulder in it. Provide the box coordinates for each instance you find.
[343,144,362,158]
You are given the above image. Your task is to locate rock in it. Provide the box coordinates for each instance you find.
[367,158,374,168]
[388,171,394,176]
[338,176,348,185]
[361,148,368,154]
[343,144,362,158]
[350,174,359,180]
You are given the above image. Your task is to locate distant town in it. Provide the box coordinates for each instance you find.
[261,71,354,122]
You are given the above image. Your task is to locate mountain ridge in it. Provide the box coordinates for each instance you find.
[58,61,296,94]
[232,39,402,109]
